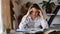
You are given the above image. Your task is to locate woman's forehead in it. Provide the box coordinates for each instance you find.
[32,8,38,11]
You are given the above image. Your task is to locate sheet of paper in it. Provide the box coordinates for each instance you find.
[28,28,44,33]
[16,28,44,33]
[16,29,28,32]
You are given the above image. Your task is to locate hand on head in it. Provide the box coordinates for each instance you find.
[38,10,44,20]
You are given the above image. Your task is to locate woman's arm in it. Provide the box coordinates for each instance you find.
[38,10,49,29]
[40,19,49,29]
[39,10,44,20]
[19,15,28,30]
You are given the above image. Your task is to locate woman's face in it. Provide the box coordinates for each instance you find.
[31,8,39,18]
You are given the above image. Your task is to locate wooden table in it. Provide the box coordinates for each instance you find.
[2,31,60,34]
[10,29,60,34]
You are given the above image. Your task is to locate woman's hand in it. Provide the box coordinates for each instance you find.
[38,10,44,20]
[26,9,33,16]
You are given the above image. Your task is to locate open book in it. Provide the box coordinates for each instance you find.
[16,28,44,33]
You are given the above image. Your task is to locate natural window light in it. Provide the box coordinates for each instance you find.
[0,0,3,33]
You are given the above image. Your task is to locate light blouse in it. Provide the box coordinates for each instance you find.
[19,15,48,30]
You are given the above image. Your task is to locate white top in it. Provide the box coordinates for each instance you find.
[19,15,49,31]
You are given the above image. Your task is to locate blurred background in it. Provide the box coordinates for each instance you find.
[1,0,60,34]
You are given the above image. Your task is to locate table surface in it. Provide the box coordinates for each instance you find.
[1,28,59,34]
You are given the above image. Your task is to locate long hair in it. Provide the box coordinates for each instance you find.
[25,3,43,20]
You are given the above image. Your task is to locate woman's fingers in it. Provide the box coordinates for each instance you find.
[38,10,43,16]
[26,9,33,15]
[38,10,44,20]
[29,9,33,12]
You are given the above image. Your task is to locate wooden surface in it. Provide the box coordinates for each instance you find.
[9,29,60,34]
[0,30,59,34]
[2,0,12,32]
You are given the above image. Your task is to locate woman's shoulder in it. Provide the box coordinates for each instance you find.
[22,15,30,19]
[22,15,27,19]
[21,15,31,22]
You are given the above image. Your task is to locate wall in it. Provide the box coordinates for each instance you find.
[52,9,60,24]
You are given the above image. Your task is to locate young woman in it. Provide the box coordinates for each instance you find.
[19,3,49,31]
